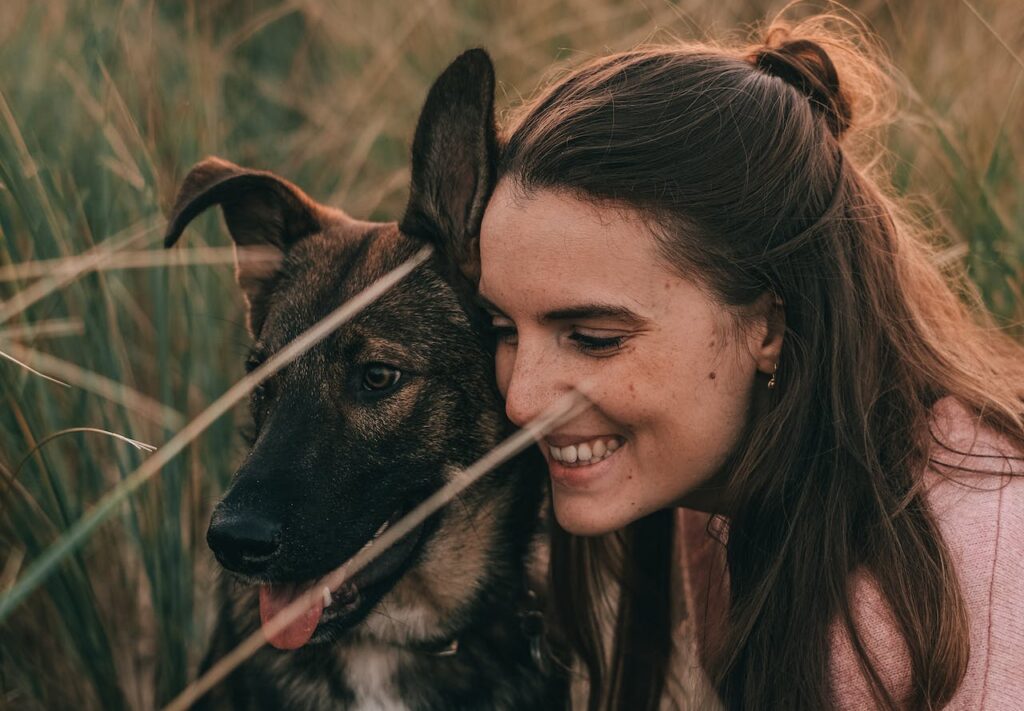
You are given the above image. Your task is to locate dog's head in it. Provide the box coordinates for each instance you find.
[165,50,537,651]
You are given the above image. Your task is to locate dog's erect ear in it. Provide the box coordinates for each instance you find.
[163,157,322,335]
[400,48,497,287]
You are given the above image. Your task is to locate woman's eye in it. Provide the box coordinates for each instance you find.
[569,331,626,354]
[362,363,401,391]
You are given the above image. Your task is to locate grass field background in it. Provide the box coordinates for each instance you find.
[0,1,1021,709]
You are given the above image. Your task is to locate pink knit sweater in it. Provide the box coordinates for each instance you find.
[671,397,1024,709]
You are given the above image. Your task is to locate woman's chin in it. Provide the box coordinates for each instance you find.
[551,494,631,537]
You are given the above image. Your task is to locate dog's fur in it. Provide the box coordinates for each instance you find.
[165,50,566,710]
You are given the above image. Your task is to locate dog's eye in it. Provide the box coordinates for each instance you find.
[362,364,401,392]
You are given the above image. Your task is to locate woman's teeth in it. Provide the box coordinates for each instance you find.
[549,437,621,466]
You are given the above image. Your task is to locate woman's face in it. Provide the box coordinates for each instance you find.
[478,184,781,535]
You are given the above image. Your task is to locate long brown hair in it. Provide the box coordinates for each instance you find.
[496,13,1024,711]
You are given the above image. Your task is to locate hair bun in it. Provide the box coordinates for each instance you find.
[747,29,853,140]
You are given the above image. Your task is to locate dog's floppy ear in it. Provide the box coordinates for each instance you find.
[163,157,322,335]
[400,48,497,288]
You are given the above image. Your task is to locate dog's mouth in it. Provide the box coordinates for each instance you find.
[257,509,425,650]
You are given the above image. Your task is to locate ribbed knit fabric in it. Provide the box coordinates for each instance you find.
[672,397,1024,709]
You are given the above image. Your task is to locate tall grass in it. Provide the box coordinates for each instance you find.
[0,1,1020,709]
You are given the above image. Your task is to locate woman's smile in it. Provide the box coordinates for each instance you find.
[544,433,624,466]
[543,431,626,491]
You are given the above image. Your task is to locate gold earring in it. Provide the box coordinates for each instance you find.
[767,362,778,390]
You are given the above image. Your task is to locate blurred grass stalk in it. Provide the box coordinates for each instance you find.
[0,0,1020,709]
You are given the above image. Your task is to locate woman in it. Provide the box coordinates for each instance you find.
[476,14,1024,711]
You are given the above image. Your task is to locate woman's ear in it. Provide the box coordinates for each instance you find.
[399,48,498,289]
[751,292,786,375]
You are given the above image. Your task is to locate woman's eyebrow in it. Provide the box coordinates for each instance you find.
[475,294,647,326]
[542,304,647,326]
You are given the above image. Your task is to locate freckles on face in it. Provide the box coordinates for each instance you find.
[478,184,761,535]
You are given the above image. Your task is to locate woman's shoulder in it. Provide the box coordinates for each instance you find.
[921,397,1024,708]
[927,395,1024,476]
[830,396,1024,709]
[923,396,1024,582]
[923,396,1024,585]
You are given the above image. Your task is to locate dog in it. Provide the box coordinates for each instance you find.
[164,49,567,710]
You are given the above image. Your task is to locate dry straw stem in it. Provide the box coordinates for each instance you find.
[958,0,1024,72]
[0,547,25,594]
[0,341,185,427]
[0,246,279,283]
[0,246,434,624]
[0,346,71,389]
[0,215,164,325]
[0,318,85,340]
[1,427,157,515]
[13,427,157,478]
[163,388,591,711]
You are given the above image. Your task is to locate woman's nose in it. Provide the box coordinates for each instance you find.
[502,342,563,428]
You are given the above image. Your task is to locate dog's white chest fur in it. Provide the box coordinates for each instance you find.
[340,645,411,711]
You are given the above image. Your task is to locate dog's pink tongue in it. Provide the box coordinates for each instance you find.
[259,583,324,650]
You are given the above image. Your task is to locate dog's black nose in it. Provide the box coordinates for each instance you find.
[207,508,282,573]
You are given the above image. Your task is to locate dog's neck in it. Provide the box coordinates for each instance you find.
[361,580,545,657]
[334,587,551,711]
[336,643,411,711]
[349,573,545,655]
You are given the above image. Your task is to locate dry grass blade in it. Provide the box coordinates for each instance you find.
[0,318,85,340]
[13,427,156,481]
[1,341,185,427]
[0,245,433,624]
[0,246,278,282]
[0,216,162,324]
[0,548,25,594]
[959,0,1024,72]
[0,347,71,387]
[162,388,591,711]
[221,0,306,52]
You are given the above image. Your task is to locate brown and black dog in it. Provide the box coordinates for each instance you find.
[165,50,566,710]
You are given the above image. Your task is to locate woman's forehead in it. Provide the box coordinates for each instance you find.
[479,185,701,320]
[481,185,662,264]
